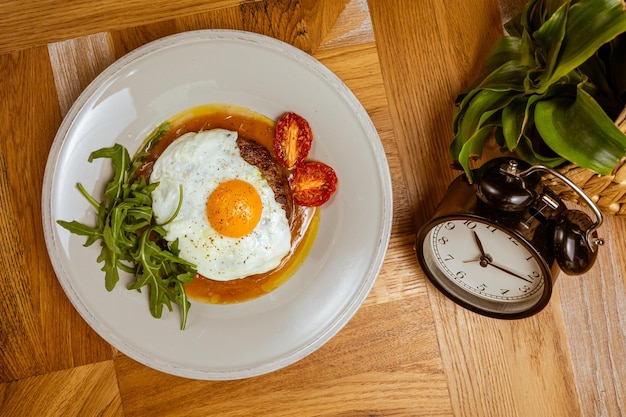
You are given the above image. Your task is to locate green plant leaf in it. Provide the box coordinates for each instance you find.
[452,0,626,180]
[501,98,528,151]
[457,125,497,182]
[518,0,566,34]
[578,52,613,104]
[476,60,529,91]
[456,89,517,138]
[472,37,524,87]
[526,1,568,92]
[452,89,518,160]
[535,0,626,93]
[514,133,567,167]
[535,88,626,174]
[56,220,99,244]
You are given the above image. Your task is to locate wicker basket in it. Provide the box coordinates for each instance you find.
[544,109,626,216]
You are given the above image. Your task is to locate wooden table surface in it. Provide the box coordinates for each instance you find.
[1,0,625,416]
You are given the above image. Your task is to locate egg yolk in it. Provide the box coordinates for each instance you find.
[206,179,263,238]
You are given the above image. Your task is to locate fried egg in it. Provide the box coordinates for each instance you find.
[150,129,291,281]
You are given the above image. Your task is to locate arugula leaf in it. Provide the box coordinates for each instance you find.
[142,122,171,153]
[89,144,130,205]
[96,245,121,291]
[57,133,197,330]
[56,220,100,246]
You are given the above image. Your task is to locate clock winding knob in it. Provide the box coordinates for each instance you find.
[475,158,542,211]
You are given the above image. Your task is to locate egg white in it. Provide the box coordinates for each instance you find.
[150,129,291,281]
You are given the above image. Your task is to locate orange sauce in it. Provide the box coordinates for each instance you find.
[186,206,318,303]
[138,103,318,304]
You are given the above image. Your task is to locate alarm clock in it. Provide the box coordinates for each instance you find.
[416,157,605,319]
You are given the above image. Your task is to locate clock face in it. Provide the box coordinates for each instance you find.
[419,217,550,316]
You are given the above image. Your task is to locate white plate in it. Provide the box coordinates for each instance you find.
[42,30,392,380]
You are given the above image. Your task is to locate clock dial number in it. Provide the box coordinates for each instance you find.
[430,219,544,302]
[463,220,477,230]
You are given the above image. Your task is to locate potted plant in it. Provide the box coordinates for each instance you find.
[451,0,626,214]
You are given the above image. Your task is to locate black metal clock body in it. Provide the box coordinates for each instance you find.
[416,158,603,319]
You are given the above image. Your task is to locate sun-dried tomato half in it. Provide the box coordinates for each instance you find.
[290,161,338,207]
[274,112,313,170]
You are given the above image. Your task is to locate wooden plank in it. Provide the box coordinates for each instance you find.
[0,46,114,383]
[115,298,452,416]
[368,0,585,416]
[0,361,122,416]
[558,215,626,416]
[48,33,116,117]
[429,296,581,416]
[318,0,374,50]
[298,0,351,52]
[0,0,258,54]
[368,0,505,223]
[107,0,350,57]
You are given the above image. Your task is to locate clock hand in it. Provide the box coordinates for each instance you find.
[462,257,481,263]
[463,255,495,265]
[473,231,486,256]
[472,231,492,267]
[487,262,533,283]
[463,255,493,264]
[472,230,532,282]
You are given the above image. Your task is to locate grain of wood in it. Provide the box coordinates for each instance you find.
[430,295,581,417]
[369,0,504,224]
[0,46,113,383]
[316,44,408,216]
[0,0,259,55]
[48,33,116,117]
[0,148,47,381]
[318,0,374,50]
[44,0,352,118]
[558,216,626,417]
[0,361,122,417]
[114,299,451,416]
[105,0,349,58]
